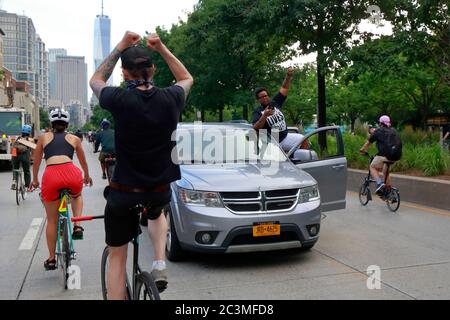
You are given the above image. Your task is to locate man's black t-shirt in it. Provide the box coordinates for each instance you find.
[369,127,398,157]
[100,85,185,187]
[251,92,288,142]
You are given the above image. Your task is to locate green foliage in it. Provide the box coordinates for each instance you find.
[89,105,114,129]
[400,126,440,145]
[39,107,50,130]
[344,131,450,176]
[143,0,448,130]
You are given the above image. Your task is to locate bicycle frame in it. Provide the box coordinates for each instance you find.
[57,190,75,263]
[104,154,116,183]
[72,207,157,300]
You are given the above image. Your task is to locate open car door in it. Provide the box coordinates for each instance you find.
[287,126,347,212]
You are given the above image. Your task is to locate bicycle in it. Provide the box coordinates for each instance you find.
[13,167,26,206]
[104,153,116,183]
[56,189,77,289]
[358,152,401,212]
[72,196,160,300]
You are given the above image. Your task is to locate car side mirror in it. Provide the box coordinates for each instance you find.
[291,149,318,163]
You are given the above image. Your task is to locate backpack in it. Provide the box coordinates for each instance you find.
[12,140,29,154]
[384,128,402,161]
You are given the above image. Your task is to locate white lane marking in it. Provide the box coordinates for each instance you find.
[19,218,43,251]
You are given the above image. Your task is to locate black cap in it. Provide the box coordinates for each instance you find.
[121,46,153,70]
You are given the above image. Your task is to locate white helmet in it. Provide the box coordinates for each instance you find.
[49,108,70,123]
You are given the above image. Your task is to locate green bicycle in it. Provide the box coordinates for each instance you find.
[56,189,77,289]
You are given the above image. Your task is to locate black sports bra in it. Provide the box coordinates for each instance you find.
[44,132,75,160]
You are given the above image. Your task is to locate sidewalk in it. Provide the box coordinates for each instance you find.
[347,169,450,211]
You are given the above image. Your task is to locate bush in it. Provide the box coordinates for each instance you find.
[400,126,440,145]
[344,131,450,176]
[343,133,377,170]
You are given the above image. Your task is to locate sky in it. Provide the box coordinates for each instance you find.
[1,0,199,91]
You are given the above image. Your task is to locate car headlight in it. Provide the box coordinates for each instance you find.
[179,189,223,207]
[299,185,320,203]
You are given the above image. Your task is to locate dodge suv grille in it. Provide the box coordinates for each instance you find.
[220,189,299,214]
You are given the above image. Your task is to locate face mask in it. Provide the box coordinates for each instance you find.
[125,79,154,90]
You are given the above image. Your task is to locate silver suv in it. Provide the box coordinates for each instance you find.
[166,123,347,261]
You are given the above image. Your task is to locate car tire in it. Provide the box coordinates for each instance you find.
[166,206,185,262]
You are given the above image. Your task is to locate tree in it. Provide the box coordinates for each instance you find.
[281,64,317,127]
[244,0,372,149]
[39,107,50,130]
[344,34,448,128]
[175,0,291,121]
[89,104,114,129]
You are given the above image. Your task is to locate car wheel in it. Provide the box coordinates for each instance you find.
[165,206,185,262]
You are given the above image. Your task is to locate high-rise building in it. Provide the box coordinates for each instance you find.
[35,35,49,109]
[0,10,49,108]
[56,55,88,126]
[48,48,67,101]
[93,1,111,80]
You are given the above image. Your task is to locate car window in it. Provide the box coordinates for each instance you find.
[304,129,341,161]
[175,128,288,164]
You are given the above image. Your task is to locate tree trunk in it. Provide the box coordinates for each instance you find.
[243,105,249,121]
[317,45,327,151]
[219,106,223,122]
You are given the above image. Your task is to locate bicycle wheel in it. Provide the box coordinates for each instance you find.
[59,220,70,289]
[15,174,21,206]
[20,176,26,201]
[386,189,400,212]
[358,182,371,206]
[101,246,131,300]
[134,271,161,300]
[106,163,115,183]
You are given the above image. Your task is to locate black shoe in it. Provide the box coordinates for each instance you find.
[102,173,107,180]
[375,183,385,195]
[151,269,168,293]
[72,226,84,240]
[44,258,57,271]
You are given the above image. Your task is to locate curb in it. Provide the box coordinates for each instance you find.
[347,169,450,211]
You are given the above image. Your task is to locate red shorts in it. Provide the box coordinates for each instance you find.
[41,162,83,202]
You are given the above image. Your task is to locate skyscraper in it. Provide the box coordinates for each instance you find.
[48,48,67,101]
[56,55,88,126]
[0,9,49,108]
[93,0,111,82]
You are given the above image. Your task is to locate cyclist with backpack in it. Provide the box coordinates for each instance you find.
[11,125,33,190]
[94,119,115,180]
[360,115,402,195]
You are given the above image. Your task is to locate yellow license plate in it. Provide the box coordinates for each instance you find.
[253,222,280,237]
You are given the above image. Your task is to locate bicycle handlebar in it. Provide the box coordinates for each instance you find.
[71,215,105,222]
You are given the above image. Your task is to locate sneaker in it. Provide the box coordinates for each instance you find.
[375,183,385,195]
[151,268,168,293]
[44,258,57,271]
[102,173,107,180]
[11,183,16,190]
[72,226,84,240]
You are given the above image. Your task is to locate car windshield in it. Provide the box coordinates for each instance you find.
[174,127,288,165]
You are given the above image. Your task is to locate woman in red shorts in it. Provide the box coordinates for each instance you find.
[31,109,93,270]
